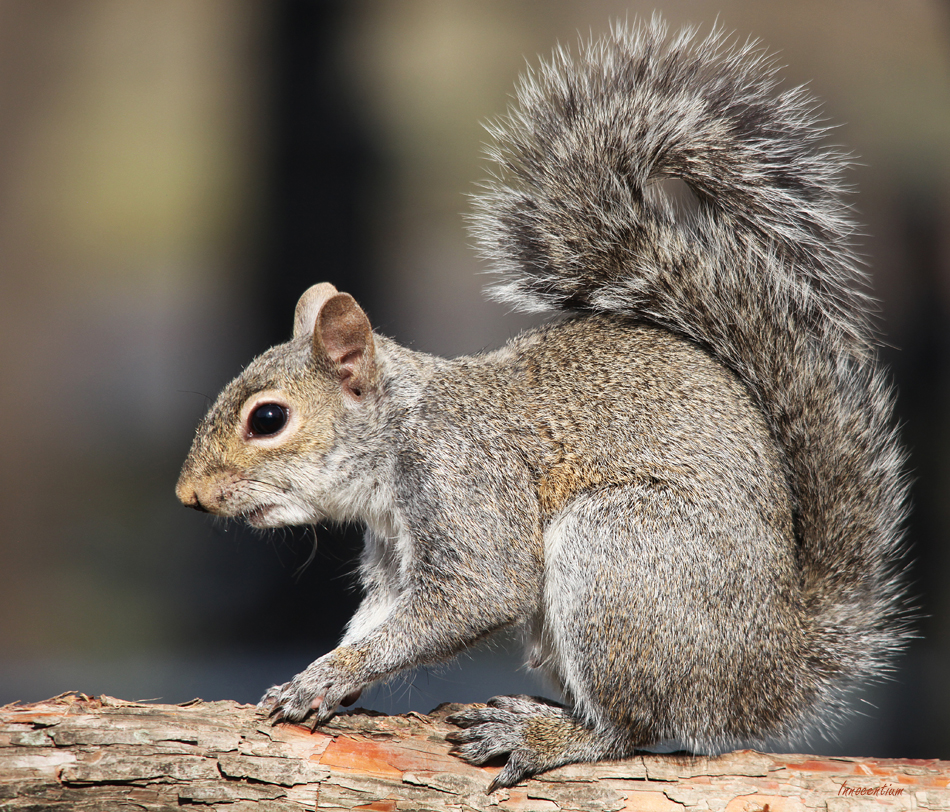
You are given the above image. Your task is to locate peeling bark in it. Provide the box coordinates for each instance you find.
[1,693,947,811]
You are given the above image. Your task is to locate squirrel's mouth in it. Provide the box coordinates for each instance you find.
[244,505,277,528]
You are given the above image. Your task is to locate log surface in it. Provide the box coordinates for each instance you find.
[1,692,947,811]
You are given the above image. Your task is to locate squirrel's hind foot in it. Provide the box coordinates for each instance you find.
[446,694,625,793]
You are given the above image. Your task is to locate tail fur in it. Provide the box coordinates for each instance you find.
[472,19,910,736]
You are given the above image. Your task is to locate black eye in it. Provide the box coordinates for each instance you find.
[249,403,288,437]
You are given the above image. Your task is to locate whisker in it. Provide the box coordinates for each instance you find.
[294,526,320,581]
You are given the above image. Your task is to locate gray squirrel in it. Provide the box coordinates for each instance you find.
[176,20,910,792]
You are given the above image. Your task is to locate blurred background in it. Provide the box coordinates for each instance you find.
[0,0,948,760]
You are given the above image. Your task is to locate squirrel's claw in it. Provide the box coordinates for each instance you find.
[256,685,281,717]
[256,652,364,729]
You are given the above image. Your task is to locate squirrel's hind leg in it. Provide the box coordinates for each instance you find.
[448,481,794,790]
[542,481,799,753]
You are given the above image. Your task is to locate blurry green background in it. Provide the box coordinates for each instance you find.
[1,0,948,759]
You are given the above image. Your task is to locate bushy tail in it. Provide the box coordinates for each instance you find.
[472,19,910,732]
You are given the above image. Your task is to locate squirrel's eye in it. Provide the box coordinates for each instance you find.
[249,403,288,437]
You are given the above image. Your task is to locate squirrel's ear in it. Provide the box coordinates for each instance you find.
[293,282,339,339]
[314,293,377,400]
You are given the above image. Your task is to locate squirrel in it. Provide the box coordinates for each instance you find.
[176,19,910,792]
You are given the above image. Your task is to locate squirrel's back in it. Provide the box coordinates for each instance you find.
[467,316,791,525]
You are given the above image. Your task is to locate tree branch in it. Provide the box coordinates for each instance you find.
[1,693,946,810]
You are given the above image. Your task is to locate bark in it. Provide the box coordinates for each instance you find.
[1,692,947,811]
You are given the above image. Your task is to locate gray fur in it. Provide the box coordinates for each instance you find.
[176,19,910,793]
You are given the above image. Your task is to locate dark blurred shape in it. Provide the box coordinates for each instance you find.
[259,0,382,342]
[221,0,387,654]
[893,189,950,629]
[883,187,950,758]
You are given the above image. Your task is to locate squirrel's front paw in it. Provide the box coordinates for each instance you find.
[446,695,571,792]
[257,648,365,727]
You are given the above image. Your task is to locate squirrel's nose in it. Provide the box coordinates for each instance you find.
[175,475,210,512]
[184,495,210,513]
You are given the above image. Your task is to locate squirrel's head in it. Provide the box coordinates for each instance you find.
[175,282,379,528]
